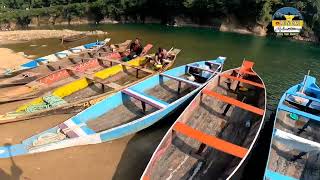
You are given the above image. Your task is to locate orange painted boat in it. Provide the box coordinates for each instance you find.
[141,60,267,180]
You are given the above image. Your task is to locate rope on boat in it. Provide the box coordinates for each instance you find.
[25,95,67,113]
[32,128,66,147]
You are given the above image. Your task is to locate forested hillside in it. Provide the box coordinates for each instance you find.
[0,0,319,40]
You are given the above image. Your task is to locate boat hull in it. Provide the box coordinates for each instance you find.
[1,39,110,77]
[141,61,266,180]
[264,75,320,180]
[0,57,225,158]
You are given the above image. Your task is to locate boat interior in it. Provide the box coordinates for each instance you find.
[143,61,266,180]
[266,76,320,180]
[0,40,132,87]
[59,62,218,135]
[0,43,155,103]
[8,47,179,117]
[86,63,217,134]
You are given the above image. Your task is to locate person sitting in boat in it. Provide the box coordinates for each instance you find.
[150,48,177,69]
[122,38,143,62]
[155,48,168,64]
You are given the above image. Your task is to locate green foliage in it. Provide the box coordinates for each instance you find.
[0,0,319,39]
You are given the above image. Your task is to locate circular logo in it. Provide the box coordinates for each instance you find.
[272,7,304,36]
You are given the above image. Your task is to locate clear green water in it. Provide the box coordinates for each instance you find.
[2,23,320,106]
[1,24,319,179]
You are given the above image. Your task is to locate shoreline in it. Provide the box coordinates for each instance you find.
[0,48,31,69]
[0,29,107,45]
[0,23,317,47]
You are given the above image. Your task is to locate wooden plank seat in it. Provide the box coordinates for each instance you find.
[235,69,256,76]
[186,65,215,73]
[98,58,154,74]
[104,82,122,90]
[173,122,249,158]
[220,74,264,89]
[274,129,320,152]
[278,104,320,122]
[202,89,264,116]
[206,61,222,66]
[160,73,202,87]
[286,92,320,104]
[122,88,168,109]
[58,120,95,138]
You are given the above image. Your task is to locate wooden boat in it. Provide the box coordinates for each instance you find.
[141,60,266,180]
[0,44,153,104]
[0,39,134,88]
[0,38,111,78]
[0,57,225,158]
[61,33,87,43]
[264,75,320,180]
[0,48,181,123]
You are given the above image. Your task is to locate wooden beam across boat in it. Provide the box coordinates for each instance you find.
[220,74,264,88]
[202,89,264,116]
[173,122,249,158]
[98,57,154,74]
[122,88,169,109]
[160,73,202,87]
[186,65,215,73]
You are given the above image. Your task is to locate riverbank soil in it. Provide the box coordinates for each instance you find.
[0,48,30,69]
[0,114,134,180]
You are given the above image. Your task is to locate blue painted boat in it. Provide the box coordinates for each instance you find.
[264,75,320,180]
[0,57,225,158]
[1,38,111,77]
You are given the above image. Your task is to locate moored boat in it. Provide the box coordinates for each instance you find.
[0,57,225,158]
[264,75,320,180]
[61,33,87,43]
[0,44,153,104]
[0,48,181,123]
[0,39,134,88]
[141,60,266,180]
[0,38,110,77]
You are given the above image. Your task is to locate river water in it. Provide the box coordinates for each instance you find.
[1,24,320,179]
[3,23,320,105]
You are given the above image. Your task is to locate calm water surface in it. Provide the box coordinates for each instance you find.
[3,24,320,105]
[1,24,320,179]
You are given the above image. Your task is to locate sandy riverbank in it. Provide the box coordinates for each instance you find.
[0,114,133,180]
[0,111,167,180]
[0,48,31,69]
[0,29,107,45]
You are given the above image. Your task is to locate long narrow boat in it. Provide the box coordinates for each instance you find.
[0,48,182,123]
[0,57,225,158]
[61,33,87,43]
[141,60,266,180]
[0,44,153,103]
[264,75,320,180]
[0,38,111,78]
[0,39,134,88]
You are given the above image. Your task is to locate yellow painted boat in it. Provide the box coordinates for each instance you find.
[0,48,181,124]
